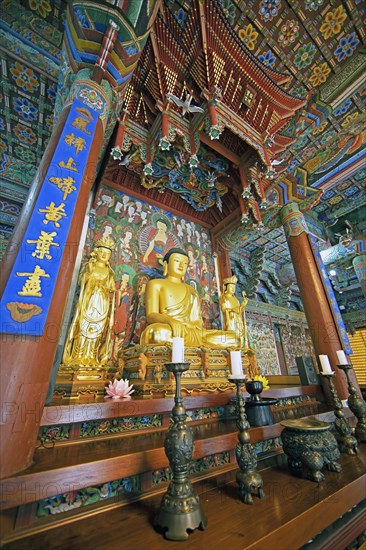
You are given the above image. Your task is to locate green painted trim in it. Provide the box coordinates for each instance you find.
[247,299,307,323]
[320,49,366,104]
[343,310,366,327]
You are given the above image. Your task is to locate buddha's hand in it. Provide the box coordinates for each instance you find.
[167,318,185,337]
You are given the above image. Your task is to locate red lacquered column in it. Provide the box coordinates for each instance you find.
[281,203,360,401]
[0,88,106,478]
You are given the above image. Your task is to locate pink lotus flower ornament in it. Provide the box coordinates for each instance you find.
[105,379,134,399]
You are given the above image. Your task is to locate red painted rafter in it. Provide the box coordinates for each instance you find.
[203,1,305,114]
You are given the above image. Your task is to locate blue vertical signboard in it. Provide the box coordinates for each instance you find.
[310,236,352,355]
[0,99,98,336]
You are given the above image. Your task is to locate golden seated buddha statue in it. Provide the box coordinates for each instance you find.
[140,248,240,349]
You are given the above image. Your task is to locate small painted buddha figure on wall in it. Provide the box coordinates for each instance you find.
[140,248,241,349]
[219,275,248,349]
[63,236,116,369]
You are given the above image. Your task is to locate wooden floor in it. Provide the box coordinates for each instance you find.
[2,446,365,550]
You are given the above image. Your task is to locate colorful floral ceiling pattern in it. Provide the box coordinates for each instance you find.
[0,0,66,254]
[170,0,364,91]
[167,0,365,182]
[220,0,363,93]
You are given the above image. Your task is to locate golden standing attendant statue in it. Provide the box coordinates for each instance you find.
[63,236,116,369]
[140,248,240,348]
[219,275,248,349]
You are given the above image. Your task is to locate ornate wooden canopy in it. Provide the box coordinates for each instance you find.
[105,0,307,230]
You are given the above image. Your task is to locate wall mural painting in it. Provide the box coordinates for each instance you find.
[280,325,314,374]
[246,320,281,376]
[85,185,312,376]
[86,185,220,360]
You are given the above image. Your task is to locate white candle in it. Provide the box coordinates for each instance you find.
[319,355,333,374]
[172,337,184,363]
[336,350,348,365]
[230,351,245,377]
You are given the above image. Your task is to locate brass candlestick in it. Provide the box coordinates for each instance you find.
[156,362,207,541]
[321,372,358,455]
[230,376,264,504]
[337,364,366,443]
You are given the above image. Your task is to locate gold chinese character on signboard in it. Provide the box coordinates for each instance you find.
[27,231,60,260]
[49,176,76,200]
[64,133,75,147]
[16,265,50,297]
[73,136,87,153]
[72,117,91,134]
[39,202,66,228]
[58,157,78,172]
[71,107,93,135]
[64,133,86,154]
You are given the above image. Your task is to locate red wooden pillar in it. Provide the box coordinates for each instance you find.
[215,249,232,286]
[0,81,108,478]
[281,203,360,400]
[0,0,161,479]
